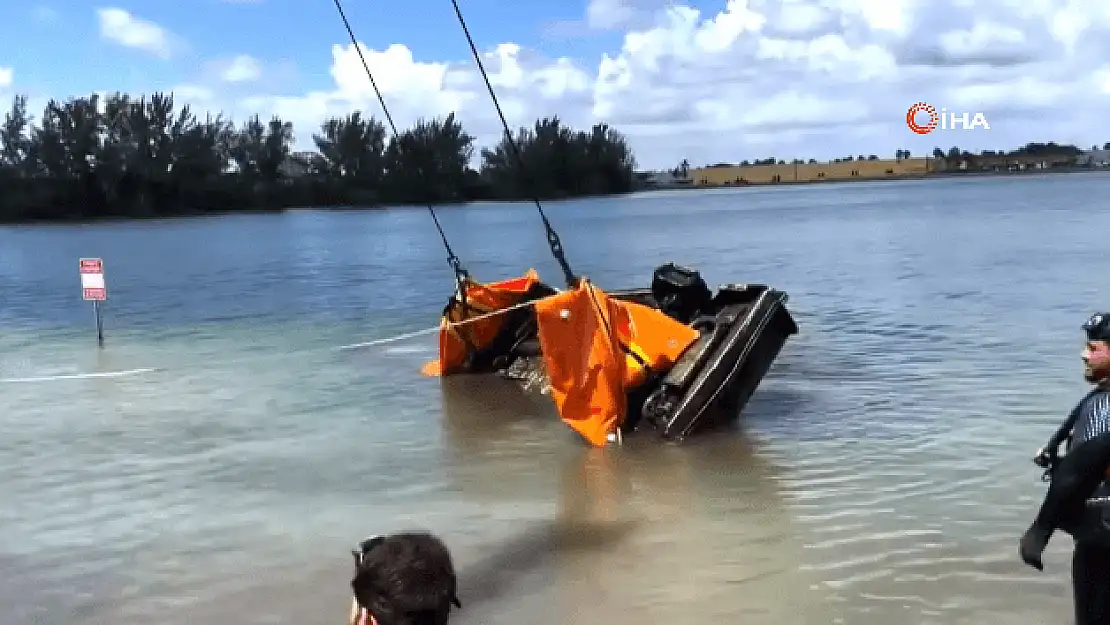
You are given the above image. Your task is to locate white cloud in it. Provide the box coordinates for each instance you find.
[96,8,173,59]
[587,0,637,29]
[219,55,262,83]
[0,67,12,89]
[153,0,1110,168]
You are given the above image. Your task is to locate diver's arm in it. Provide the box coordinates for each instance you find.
[1043,410,1078,450]
[1043,401,1085,452]
[1020,432,1110,570]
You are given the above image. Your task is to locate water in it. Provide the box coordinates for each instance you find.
[1,173,1106,624]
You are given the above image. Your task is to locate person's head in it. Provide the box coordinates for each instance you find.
[350,532,460,625]
[1082,313,1110,384]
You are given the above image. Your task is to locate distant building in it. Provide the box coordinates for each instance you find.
[936,152,1077,172]
[690,157,933,186]
[634,170,693,189]
[1078,149,1110,167]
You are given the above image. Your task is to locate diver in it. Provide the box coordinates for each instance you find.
[348,532,462,625]
[1020,313,1110,624]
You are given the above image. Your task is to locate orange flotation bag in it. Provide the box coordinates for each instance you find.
[534,279,698,446]
[421,270,543,377]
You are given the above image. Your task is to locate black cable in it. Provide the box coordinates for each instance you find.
[448,0,578,289]
[329,0,468,282]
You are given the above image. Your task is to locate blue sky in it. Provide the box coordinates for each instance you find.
[3,0,1110,168]
[8,0,633,102]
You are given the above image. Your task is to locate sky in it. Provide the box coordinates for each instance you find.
[1,0,1110,169]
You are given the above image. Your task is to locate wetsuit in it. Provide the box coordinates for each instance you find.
[1021,387,1110,625]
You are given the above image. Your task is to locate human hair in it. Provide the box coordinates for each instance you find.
[351,532,460,625]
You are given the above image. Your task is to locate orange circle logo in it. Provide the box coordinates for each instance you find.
[906,102,938,134]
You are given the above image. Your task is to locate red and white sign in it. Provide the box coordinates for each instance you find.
[79,258,107,301]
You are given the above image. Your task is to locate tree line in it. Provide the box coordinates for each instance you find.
[0,92,638,222]
[705,151,917,169]
[930,143,1083,160]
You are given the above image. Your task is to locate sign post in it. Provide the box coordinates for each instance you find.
[79,258,107,347]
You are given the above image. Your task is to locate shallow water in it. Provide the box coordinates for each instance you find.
[1,173,1107,624]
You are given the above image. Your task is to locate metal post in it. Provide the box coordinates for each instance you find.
[93,300,104,348]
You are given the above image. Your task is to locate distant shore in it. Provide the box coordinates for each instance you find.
[669,165,1107,192]
[0,190,632,226]
[0,198,476,226]
[3,167,1103,227]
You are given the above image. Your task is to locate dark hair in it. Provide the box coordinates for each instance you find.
[351,532,460,625]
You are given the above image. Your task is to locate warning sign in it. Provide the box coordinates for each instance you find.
[79,258,107,301]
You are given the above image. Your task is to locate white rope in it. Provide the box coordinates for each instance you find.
[1,290,570,383]
[1,367,163,384]
[336,293,561,350]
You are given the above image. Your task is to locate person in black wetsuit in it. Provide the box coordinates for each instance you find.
[1020,312,1110,624]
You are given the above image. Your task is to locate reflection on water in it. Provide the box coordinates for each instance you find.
[440,375,555,452]
[440,379,832,625]
[547,440,830,625]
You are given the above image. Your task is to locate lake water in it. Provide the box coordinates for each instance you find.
[1,173,1107,624]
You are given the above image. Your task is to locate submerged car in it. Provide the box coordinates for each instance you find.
[422,262,798,446]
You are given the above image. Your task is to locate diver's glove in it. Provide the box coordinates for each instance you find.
[1021,433,1110,572]
[1018,523,1050,571]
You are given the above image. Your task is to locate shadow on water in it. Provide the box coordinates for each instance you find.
[438,375,837,624]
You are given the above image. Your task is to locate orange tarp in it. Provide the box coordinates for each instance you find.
[534,280,699,447]
[422,270,543,377]
[615,298,699,390]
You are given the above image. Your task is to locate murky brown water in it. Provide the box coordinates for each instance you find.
[2,174,1106,623]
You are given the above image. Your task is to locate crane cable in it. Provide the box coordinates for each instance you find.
[328,0,470,287]
[448,0,579,289]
